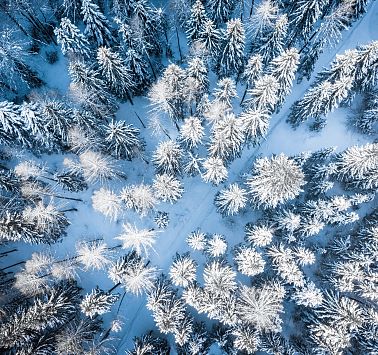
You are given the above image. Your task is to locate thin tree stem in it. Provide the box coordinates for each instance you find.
[108,282,121,293]
[0,261,26,271]
[240,84,249,106]
[0,248,18,257]
[134,111,146,128]
[175,26,183,62]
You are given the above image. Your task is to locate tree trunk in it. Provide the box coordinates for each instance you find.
[249,0,255,17]
[240,84,249,106]
[0,261,26,271]
[175,26,183,62]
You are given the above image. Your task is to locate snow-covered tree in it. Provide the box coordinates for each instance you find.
[186,0,208,44]
[245,224,274,247]
[203,260,237,296]
[246,153,306,208]
[244,74,279,113]
[202,157,228,185]
[215,183,247,216]
[152,140,183,175]
[234,247,265,277]
[270,48,299,108]
[206,234,228,258]
[169,253,197,288]
[237,281,285,331]
[153,174,184,203]
[187,230,207,251]
[76,240,111,271]
[104,120,145,160]
[198,19,222,58]
[354,40,378,91]
[186,57,209,107]
[179,116,205,149]
[54,18,90,58]
[208,112,244,163]
[92,187,122,221]
[97,46,134,102]
[126,332,170,355]
[240,54,263,105]
[213,78,238,108]
[81,0,113,46]
[239,108,270,146]
[120,183,157,216]
[232,324,260,354]
[216,18,245,77]
[116,223,158,256]
[207,0,236,23]
[333,142,378,190]
[292,282,323,307]
[81,287,119,318]
[109,252,157,295]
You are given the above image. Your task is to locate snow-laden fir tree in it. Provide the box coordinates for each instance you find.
[213,78,238,108]
[292,281,323,307]
[115,223,158,256]
[104,120,145,160]
[214,183,247,216]
[203,260,237,297]
[186,230,207,251]
[287,0,328,45]
[234,246,265,277]
[216,18,245,77]
[254,14,288,65]
[81,0,113,46]
[154,211,169,229]
[232,324,260,354]
[169,253,197,288]
[240,54,263,105]
[186,57,209,106]
[92,187,122,221]
[179,116,205,149]
[126,331,170,355]
[186,0,208,44]
[237,281,285,332]
[239,108,270,146]
[198,19,222,59]
[354,40,378,91]
[123,48,151,94]
[245,224,275,247]
[153,174,184,203]
[207,0,236,23]
[81,287,119,318]
[120,183,157,216]
[97,46,134,103]
[354,89,378,134]
[244,74,279,113]
[149,64,187,128]
[202,157,228,185]
[270,48,299,108]
[206,234,228,258]
[109,252,157,295]
[208,112,244,163]
[333,142,378,190]
[152,140,183,176]
[246,153,306,209]
[54,18,90,58]
[76,240,111,271]
[62,0,82,22]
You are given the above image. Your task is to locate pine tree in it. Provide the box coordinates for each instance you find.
[354,90,378,134]
[244,74,279,113]
[62,0,82,22]
[202,157,228,185]
[354,40,378,91]
[270,48,299,108]
[179,116,205,149]
[186,0,208,44]
[232,324,260,354]
[81,0,113,46]
[97,46,134,103]
[169,253,197,288]
[240,54,263,105]
[245,224,274,247]
[207,0,236,23]
[120,183,157,216]
[153,174,184,203]
[246,153,306,209]
[233,246,265,277]
[198,19,222,59]
[54,17,90,58]
[124,48,151,93]
[152,140,183,176]
[81,287,119,318]
[206,234,228,258]
[216,18,245,77]
[186,57,209,106]
[104,120,145,160]
[239,108,270,146]
[203,260,237,297]
[116,223,158,256]
[76,240,111,270]
[126,331,170,355]
[92,187,122,221]
[215,183,248,216]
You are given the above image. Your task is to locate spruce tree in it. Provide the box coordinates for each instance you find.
[216,18,245,77]
[207,0,236,23]
[199,19,222,59]
[186,0,208,44]
[81,0,113,46]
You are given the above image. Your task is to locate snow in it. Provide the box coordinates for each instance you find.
[1,0,378,354]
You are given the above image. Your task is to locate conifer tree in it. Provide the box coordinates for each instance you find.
[239,108,270,146]
[207,0,236,23]
[202,157,228,185]
[152,140,183,176]
[179,116,205,149]
[81,287,119,318]
[186,0,208,44]
[97,47,134,103]
[216,18,245,77]
[54,18,90,58]
[215,183,247,216]
[81,0,113,46]
[198,19,222,59]
[240,54,263,105]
